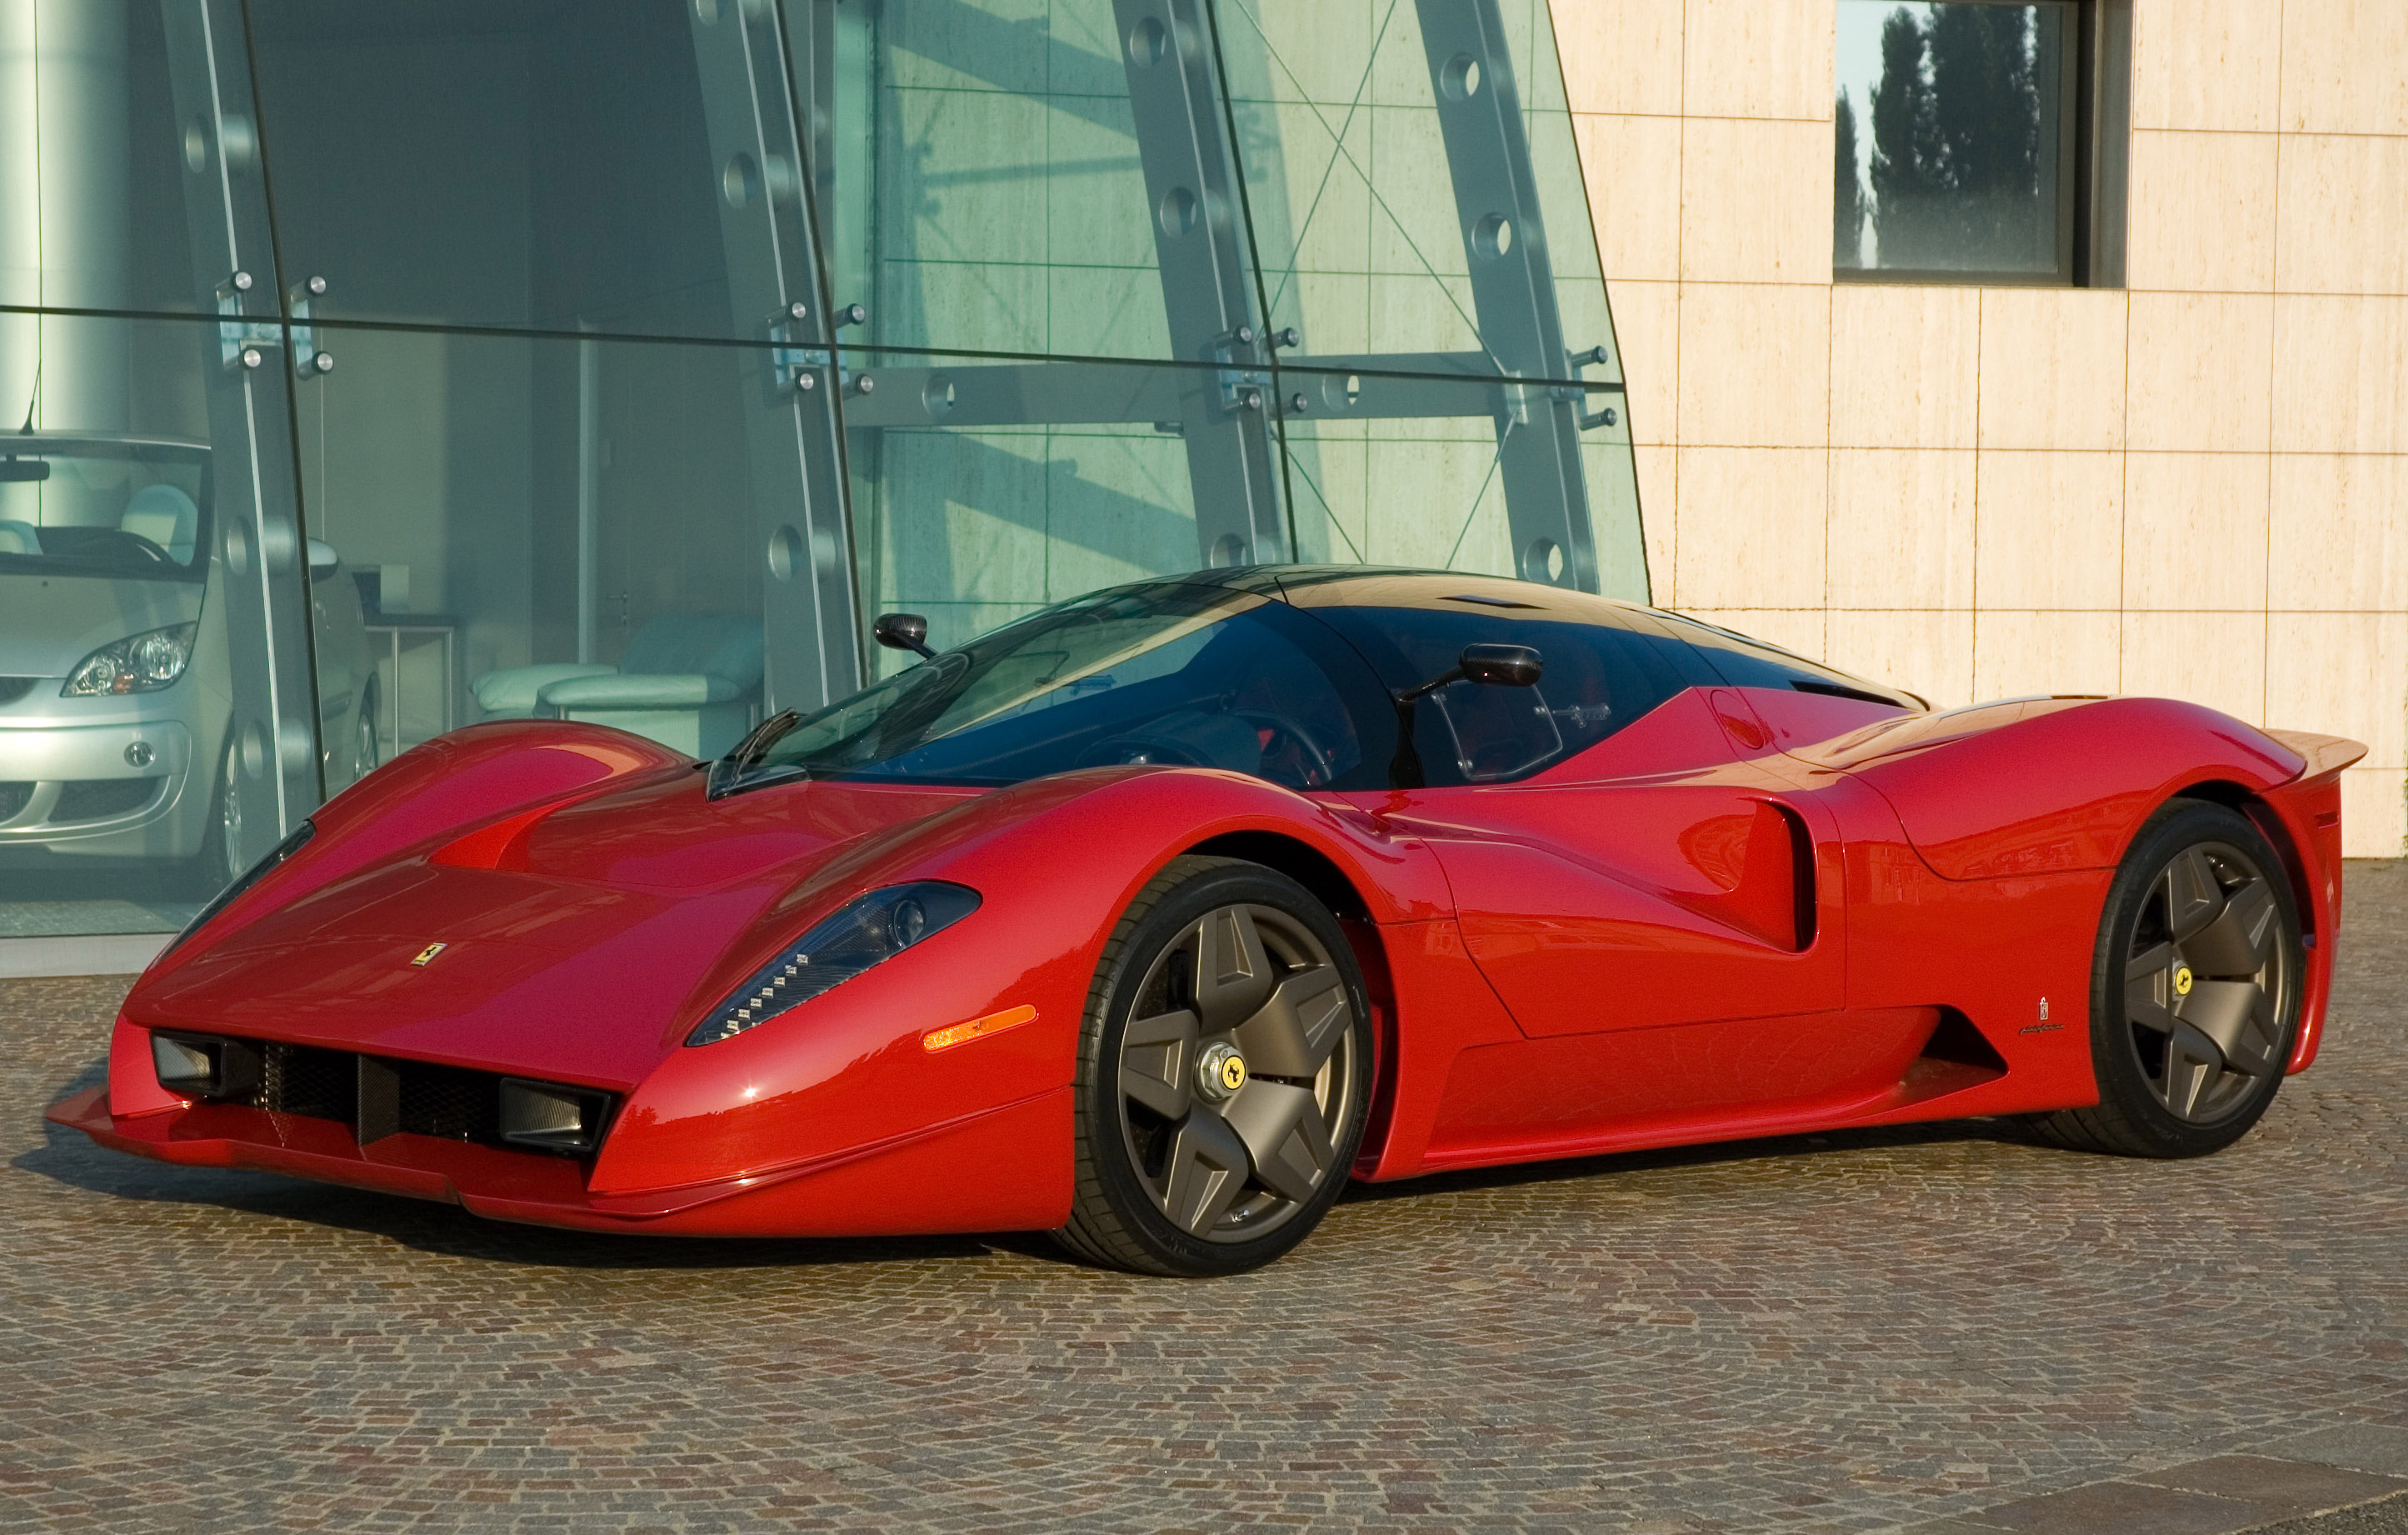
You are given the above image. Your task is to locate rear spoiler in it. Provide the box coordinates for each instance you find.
[2263,730,2367,783]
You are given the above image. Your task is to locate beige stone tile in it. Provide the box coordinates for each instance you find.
[2120,612,2268,725]
[2121,452,2271,612]
[1826,449,1976,610]
[1975,450,2124,610]
[2124,131,2278,293]
[2265,612,2408,768]
[1678,282,1831,447]
[1977,289,2128,452]
[1825,609,1976,708]
[2272,297,2408,454]
[1675,608,1830,663]
[1554,0,1685,118]
[1671,447,1827,609]
[1575,114,1683,282]
[2339,768,2407,858]
[1635,443,1677,604]
[2281,2,2408,135]
[2130,0,2282,131]
[2268,454,2408,613]
[1682,0,1833,122]
[2126,292,2274,453]
[1678,118,1833,285]
[1611,280,1680,444]
[1828,286,1980,449]
[1971,611,2123,701]
[2275,134,2408,297]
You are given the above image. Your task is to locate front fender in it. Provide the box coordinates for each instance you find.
[598,768,1451,1198]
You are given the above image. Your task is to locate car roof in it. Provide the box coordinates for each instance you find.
[1193,563,1663,625]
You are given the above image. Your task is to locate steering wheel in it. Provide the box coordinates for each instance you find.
[1231,708,1337,789]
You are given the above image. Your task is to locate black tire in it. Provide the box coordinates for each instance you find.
[1057,855,1372,1277]
[2035,799,2303,1158]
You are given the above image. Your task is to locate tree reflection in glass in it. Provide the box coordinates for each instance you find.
[1834,2,2072,278]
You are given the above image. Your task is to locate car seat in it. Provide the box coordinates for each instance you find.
[472,612,765,758]
[0,520,38,555]
[119,484,199,564]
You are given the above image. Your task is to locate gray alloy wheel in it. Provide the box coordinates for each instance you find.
[355,707,379,781]
[2036,800,2302,1158]
[1058,856,1370,1276]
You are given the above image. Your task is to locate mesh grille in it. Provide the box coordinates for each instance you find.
[0,678,34,705]
[262,1043,357,1123]
[0,782,31,820]
[397,1062,502,1143]
[52,778,160,822]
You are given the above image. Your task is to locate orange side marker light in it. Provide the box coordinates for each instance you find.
[923,1004,1038,1053]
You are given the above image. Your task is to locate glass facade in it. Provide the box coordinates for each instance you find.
[0,0,1640,939]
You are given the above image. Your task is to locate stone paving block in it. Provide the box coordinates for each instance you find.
[2273,1429,2408,1480]
[1961,1479,2262,1535]
[2250,1491,2408,1534]
[2128,1455,2408,1519]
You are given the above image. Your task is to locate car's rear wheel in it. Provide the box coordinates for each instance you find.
[1057,855,1371,1276]
[2035,800,2302,1158]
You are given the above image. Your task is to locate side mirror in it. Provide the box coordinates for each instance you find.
[873,612,937,659]
[1456,642,1543,688]
[1387,642,1544,790]
[306,538,340,578]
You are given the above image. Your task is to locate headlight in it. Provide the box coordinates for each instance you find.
[687,881,980,1046]
[63,622,197,696]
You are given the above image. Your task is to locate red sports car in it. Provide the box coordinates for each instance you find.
[50,569,2363,1275]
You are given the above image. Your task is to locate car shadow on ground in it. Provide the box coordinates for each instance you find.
[19,1058,2056,1275]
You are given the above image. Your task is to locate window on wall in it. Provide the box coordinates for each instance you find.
[1833,0,2128,285]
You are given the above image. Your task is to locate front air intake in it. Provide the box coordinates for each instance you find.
[149,1030,613,1158]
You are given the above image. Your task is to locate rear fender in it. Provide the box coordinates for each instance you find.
[1796,696,2308,880]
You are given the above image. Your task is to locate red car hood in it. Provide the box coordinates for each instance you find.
[131,772,986,1088]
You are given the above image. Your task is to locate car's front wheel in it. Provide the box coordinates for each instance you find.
[1057,856,1371,1276]
[2035,799,2304,1158]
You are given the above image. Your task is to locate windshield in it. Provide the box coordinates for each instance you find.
[0,441,212,583]
[753,582,1385,790]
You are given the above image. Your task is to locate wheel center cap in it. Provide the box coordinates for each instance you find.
[2173,964,2195,998]
[1197,1042,1247,1101]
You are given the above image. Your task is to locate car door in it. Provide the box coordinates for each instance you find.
[1306,590,1883,1132]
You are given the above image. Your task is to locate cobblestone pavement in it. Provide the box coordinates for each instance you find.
[3,862,2405,1534]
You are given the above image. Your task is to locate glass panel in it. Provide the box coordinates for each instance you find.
[826,0,1201,363]
[1220,0,1648,600]
[294,328,805,762]
[1835,0,2074,278]
[0,309,313,938]
[3,1,319,938]
[246,0,822,343]
[840,350,1210,669]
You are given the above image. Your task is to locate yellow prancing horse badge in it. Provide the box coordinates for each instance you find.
[1219,1053,1248,1092]
[411,942,448,968]
[2172,964,2194,998]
